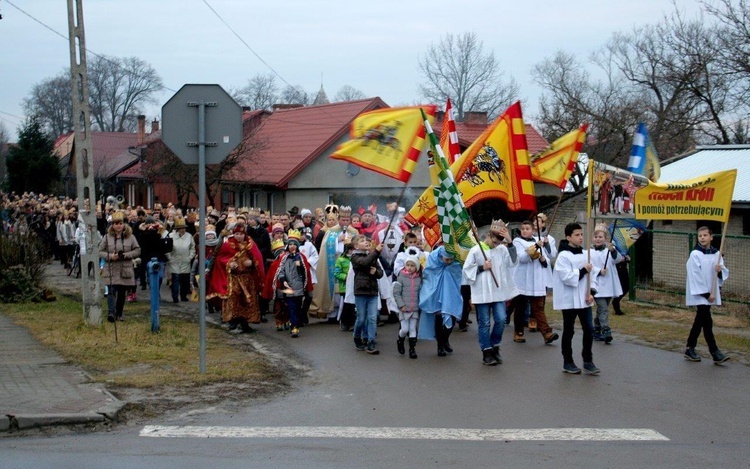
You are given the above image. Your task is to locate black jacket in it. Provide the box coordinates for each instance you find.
[350,249,383,296]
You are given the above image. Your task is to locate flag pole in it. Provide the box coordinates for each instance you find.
[545,190,565,235]
[379,184,408,245]
[711,220,730,298]
[603,218,617,271]
[467,213,499,288]
[585,160,594,295]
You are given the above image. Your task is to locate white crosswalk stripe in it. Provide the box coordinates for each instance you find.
[140,425,668,441]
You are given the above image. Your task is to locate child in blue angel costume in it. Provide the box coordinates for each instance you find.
[418,245,464,357]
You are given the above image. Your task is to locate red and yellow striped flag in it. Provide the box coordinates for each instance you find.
[530,123,588,190]
[406,101,536,247]
[330,105,436,182]
[438,98,461,165]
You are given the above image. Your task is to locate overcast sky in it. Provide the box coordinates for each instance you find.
[0,0,706,137]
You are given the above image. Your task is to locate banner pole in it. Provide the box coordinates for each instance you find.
[711,220,730,298]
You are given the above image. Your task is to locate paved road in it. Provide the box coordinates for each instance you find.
[2,315,748,468]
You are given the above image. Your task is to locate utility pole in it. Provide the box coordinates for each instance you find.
[67,0,103,325]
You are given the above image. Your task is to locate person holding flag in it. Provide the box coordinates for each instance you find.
[684,226,730,364]
[463,220,519,365]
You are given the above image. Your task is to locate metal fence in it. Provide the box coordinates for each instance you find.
[630,229,750,317]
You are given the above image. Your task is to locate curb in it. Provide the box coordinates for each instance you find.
[12,413,106,430]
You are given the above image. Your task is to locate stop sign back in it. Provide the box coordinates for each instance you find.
[161,84,243,165]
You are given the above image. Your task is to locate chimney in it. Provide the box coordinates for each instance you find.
[435,110,445,121]
[151,119,159,133]
[463,111,487,125]
[137,115,146,145]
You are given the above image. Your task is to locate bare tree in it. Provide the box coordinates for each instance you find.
[22,72,73,138]
[24,55,162,135]
[279,85,310,105]
[334,85,366,102]
[532,50,642,170]
[87,55,163,132]
[0,122,9,186]
[702,0,750,90]
[230,73,278,110]
[418,32,519,120]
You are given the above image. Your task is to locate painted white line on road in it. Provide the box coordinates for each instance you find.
[140,425,668,441]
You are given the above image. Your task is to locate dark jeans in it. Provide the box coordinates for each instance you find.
[687,305,718,352]
[286,295,304,328]
[561,307,594,364]
[106,285,128,319]
[459,285,472,328]
[513,295,551,334]
[171,273,191,300]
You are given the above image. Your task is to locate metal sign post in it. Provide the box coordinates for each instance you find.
[162,84,242,373]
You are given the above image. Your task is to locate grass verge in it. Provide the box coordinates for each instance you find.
[0,297,284,388]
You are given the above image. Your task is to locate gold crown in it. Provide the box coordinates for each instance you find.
[490,219,505,233]
[271,239,285,251]
[287,229,303,242]
[325,204,339,215]
[594,223,610,235]
[339,205,352,217]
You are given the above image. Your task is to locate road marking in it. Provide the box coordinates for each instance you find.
[140,426,668,441]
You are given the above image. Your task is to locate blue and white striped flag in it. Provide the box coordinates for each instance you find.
[627,123,660,182]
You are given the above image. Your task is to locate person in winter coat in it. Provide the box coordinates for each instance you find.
[350,234,384,354]
[274,230,314,338]
[167,217,196,303]
[392,255,422,359]
[333,243,355,330]
[99,211,141,322]
[138,216,171,290]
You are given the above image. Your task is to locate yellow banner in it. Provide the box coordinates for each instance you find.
[633,169,736,223]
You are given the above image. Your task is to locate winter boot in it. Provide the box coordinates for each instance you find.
[482,348,497,366]
[612,298,624,315]
[491,346,502,364]
[408,338,418,359]
[354,336,365,351]
[602,327,613,344]
[684,347,701,362]
[397,336,406,355]
[443,325,454,354]
[592,326,604,341]
[711,349,730,364]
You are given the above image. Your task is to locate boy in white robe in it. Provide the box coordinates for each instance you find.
[553,223,600,375]
[684,226,730,364]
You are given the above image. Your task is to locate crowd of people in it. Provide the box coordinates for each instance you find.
[1,190,730,370]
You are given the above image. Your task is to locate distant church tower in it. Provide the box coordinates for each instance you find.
[312,84,330,105]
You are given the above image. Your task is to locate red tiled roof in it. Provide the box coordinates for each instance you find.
[225,97,388,187]
[525,125,549,155]
[431,117,549,154]
[88,133,140,178]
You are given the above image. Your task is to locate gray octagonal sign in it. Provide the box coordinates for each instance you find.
[161,84,243,165]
